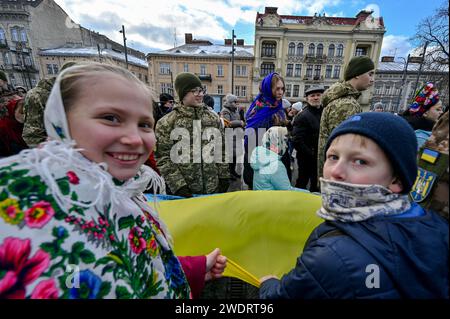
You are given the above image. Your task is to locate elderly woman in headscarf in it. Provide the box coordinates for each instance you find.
[243,72,291,189]
[402,82,444,149]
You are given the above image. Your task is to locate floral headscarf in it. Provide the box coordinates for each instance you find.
[408,82,440,117]
[261,126,288,156]
[245,72,285,130]
[0,64,190,299]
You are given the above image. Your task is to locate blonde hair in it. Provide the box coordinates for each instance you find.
[59,62,154,112]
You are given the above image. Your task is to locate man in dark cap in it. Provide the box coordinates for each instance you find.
[291,85,325,192]
[0,70,18,120]
[153,92,174,124]
[317,56,375,183]
[155,72,230,197]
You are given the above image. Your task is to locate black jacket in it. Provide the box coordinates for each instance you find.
[291,104,323,161]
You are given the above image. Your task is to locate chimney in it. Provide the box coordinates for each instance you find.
[265,7,278,14]
[185,33,193,44]
[224,39,232,45]
[356,9,372,19]
[236,39,244,46]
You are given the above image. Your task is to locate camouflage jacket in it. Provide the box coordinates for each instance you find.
[410,111,449,221]
[0,85,18,120]
[22,77,55,147]
[317,81,362,181]
[155,104,229,195]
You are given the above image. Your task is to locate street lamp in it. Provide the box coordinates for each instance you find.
[395,54,410,112]
[231,29,236,95]
[119,25,129,69]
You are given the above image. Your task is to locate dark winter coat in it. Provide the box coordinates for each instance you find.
[260,203,449,299]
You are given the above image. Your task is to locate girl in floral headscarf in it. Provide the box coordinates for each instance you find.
[402,82,444,149]
[243,72,291,189]
[0,63,225,299]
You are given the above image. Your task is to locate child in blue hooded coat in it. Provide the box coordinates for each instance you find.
[250,126,301,191]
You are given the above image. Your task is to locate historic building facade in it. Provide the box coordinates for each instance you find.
[253,7,385,109]
[1,0,145,89]
[0,0,40,89]
[373,61,449,113]
[147,33,254,111]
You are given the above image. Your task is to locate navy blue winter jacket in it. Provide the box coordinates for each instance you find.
[260,203,449,299]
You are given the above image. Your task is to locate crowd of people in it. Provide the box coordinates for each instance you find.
[0,53,448,299]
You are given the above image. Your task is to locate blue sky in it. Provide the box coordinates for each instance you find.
[55,0,446,60]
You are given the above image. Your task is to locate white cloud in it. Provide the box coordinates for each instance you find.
[54,0,345,52]
[381,35,414,59]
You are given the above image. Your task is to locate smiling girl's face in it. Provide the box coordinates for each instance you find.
[66,73,155,181]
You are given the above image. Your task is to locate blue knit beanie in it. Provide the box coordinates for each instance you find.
[325,112,418,193]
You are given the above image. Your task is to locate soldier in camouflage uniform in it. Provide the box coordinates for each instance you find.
[0,70,18,120]
[155,72,230,197]
[22,61,77,147]
[410,110,449,221]
[22,77,56,147]
[317,56,375,184]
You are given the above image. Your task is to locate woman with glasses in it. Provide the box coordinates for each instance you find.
[243,72,291,189]
[155,72,230,197]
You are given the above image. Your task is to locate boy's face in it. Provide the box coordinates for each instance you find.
[324,134,403,193]
[67,74,155,181]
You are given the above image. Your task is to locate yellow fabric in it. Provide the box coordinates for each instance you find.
[151,190,323,287]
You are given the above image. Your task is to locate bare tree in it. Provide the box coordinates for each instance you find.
[411,3,449,106]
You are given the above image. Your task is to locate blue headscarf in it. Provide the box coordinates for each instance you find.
[245,72,285,130]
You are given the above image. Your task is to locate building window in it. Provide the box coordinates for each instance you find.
[241,86,247,97]
[333,65,341,78]
[236,65,247,76]
[183,63,189,72]
[355,46,367,56]
[46,64,58,75]
[293,85,299,97]
[242,65,247,76]
[384,86,391,95]
[217,85,223,94]
[296,43,303,56]
[24,55,32,66]
[286,64,293,77]
[294,64,302,77]
[11,28,19,42]
[20,29,27,42]
[337,44,344,57]
[306,65,313,78]
[200,64,207,75]
[145,75,148,83]
[3,52,11,65]
[285,84,292,97]
[217,65,223,77]
[328,44,335,57]
[9,73,16,86]
[0,29,5,45]
[261,41,276,57]
[375,85,382,95]
[161,82,173,94]
[31,78,37,87]
[325,65,332,78]
[288,42,295,56]
[235,85,240,97]
[159,62,171,74]
[260,63,275,76]
[308,43,315,56]
[314,65,321,79]
[316,44,323,57]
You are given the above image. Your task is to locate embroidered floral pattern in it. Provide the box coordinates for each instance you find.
[25,201,55,228]
[0,158,190,299]
[0,198,24,225]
